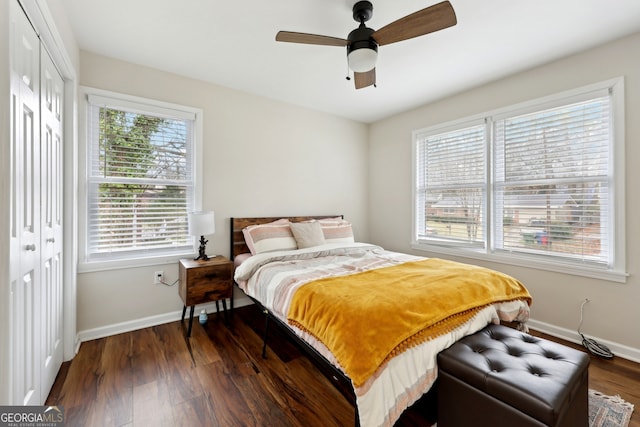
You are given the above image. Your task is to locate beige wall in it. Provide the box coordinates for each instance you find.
[368,32,640,357]
[76,52,369,334]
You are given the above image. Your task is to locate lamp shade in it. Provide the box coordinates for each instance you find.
[188,211,215,237]
[347,23,377,73]
[347,47,377,73]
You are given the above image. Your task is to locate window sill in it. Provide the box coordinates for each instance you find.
[78,252,195,274]
[410,242,628,284]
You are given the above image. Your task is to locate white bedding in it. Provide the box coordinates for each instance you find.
[234,243,531,427]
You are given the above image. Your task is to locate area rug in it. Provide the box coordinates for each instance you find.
[590,389,635,427]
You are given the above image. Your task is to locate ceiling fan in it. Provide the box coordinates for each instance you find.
[275,1,457,89]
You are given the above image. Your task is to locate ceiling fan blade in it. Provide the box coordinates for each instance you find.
[354,69,376,89]
[371,1,457,46]
[276,31,348,47]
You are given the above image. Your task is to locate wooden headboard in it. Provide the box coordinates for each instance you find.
[229,215,342,260]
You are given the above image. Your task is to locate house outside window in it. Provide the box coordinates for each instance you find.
[412,78,626,282]
[80,88,203,270]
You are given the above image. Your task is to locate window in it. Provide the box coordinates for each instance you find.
[81,89,202,268]
[413,78,626,281]
[415,120,487,247]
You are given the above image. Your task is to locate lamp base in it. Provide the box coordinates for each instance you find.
[194,254,217,261]
[194,235,212,261]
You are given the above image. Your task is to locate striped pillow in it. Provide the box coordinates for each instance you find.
[318,218,355,244]
[243,219,297,254]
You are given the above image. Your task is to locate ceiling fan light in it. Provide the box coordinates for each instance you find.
[348,47,377,73]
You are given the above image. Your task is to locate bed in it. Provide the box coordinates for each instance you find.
[230,216,532,427]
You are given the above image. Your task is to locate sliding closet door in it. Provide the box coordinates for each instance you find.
[40,47,64,397]
[10,0,42,406]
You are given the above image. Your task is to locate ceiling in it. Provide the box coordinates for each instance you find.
[60,0,640,123]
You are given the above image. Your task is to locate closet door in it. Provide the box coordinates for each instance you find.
[40,47,64,397]
[10,0,42,406]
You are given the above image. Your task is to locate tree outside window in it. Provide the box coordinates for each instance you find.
[84,91,198,263]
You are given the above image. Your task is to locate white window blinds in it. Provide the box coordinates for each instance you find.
[494,93,612,266]
[415,121,486,246]
[86,94,195,261]
[412,79,623,278]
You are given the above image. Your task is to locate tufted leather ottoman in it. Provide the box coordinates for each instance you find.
[437,324,589,427]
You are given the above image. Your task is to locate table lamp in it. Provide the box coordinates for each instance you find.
[188,211,215,261]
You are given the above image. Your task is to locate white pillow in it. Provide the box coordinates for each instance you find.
[290,221,326,249]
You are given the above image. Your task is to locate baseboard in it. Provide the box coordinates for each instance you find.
[73,335,81,357]
[527,318,640,364]
[76,300,639,365]
[77,295,254,343]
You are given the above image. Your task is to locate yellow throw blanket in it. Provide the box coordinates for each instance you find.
[287,258,532,388]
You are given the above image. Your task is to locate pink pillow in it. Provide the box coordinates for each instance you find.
[317,218,355,244]
[243,219,297,255]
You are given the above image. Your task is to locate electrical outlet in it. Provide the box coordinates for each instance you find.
[154,271,164,284]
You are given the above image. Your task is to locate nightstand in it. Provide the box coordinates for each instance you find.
[179,256,233,337]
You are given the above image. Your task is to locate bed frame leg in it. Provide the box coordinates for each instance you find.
[261,309,270,358]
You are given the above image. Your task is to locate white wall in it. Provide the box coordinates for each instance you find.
[0,0,13,405]
[76,52,369,334]
[368,32,640,358]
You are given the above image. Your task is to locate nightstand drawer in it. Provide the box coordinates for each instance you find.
[179,257,233,307]
[185,267,232,302]
[188,264,231,287]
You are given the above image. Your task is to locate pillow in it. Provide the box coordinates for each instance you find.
[318,218,355,244]
[233,252,252,268]
[243,219,297,255]
[290,221,326,249]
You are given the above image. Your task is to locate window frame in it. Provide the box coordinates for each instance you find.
[414,117,489,249]
[411,78,627,283]
[78,87,203,272]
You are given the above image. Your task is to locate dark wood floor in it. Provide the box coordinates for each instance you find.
[47,304,639,427]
